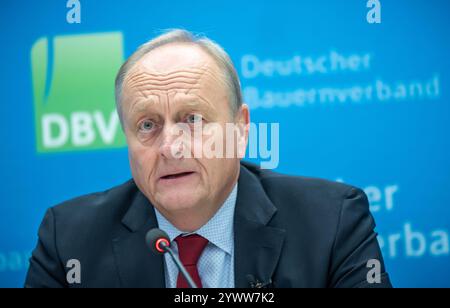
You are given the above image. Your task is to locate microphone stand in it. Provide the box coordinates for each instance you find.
[159,240,198,288]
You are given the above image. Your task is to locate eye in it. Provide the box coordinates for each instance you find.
[138,119,155,132]
[186,114,203,124]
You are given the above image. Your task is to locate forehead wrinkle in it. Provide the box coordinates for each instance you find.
[125,75,200,94]
[185,74,229,114]
[173,95,218,115]
[128,94,159,115]
[128,91,189,116]
[184,65,227,100]
[128,94,218,123]
[179,92,217,112]
[124,61,208,84]
[165,91,171,116]
[195,65,226,89]
[127,72,202,88]
[124,62,224,92]
[126,67,209,83]
[123,59,229,118]
[124,68,206,97]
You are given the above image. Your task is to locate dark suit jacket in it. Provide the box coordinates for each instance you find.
[25,162,391,288]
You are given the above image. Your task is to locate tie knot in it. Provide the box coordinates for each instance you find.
[175,234,209,266]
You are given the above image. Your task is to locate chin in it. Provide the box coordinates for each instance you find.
[156,190,202,212]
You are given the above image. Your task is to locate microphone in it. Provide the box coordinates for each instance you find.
[145,228,198,288]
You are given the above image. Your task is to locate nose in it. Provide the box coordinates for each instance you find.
[158,122,188,160]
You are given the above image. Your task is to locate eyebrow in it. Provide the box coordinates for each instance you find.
[180,99,216,113]
[128,97,218,121]
[130,99,154,114]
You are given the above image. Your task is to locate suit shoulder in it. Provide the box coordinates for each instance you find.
[245,162,355,194]
[50,179,138,224]
[242,161,364,212]
[263,171,357,198]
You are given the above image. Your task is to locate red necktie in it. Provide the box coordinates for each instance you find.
[175,234,209,288]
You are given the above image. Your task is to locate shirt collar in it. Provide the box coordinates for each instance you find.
[154,183,238,255]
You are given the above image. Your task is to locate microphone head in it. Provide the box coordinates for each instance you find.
[145,228,170,254]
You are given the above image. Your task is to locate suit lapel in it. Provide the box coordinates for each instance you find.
[234,165,286,288]
[112,189,166,288]
[111,164,286,288]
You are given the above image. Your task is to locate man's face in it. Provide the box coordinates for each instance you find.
[120,43,248,222]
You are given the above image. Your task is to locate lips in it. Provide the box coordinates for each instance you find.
[159,171,195,180]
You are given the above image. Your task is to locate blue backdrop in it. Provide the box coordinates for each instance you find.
[1,0,449,287]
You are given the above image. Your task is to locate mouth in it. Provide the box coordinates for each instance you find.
[160,171,195,180]
[158,171,197,186]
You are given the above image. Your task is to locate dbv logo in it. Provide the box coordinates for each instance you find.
[30,32,126,152]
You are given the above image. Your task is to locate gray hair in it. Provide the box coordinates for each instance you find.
[114,29,243,122]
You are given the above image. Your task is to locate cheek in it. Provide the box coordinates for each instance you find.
[128,144,158,179]
[197,158,225,187]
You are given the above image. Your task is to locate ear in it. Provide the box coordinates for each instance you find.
[235,103,250,159]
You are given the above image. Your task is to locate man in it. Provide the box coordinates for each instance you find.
[25,29,391,288]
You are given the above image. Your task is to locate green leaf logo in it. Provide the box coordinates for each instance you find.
[31,32,126,153]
